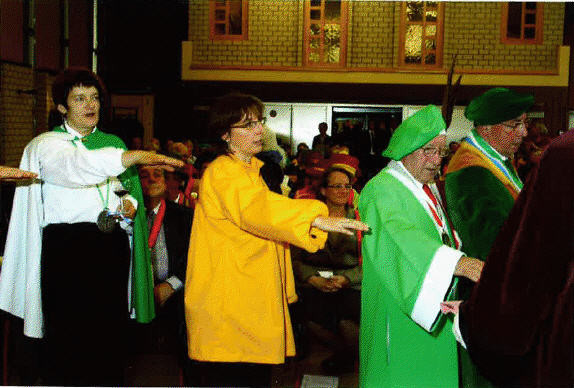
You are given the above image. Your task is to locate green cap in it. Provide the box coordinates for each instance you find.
[465,88,534,126]
[382,105,446,161]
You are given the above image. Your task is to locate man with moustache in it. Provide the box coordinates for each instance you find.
[358,105,483,388]
[444,87,534,387]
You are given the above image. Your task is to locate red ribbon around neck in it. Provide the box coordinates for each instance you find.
[148,198,166,249]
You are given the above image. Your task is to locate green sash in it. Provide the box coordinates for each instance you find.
[53,125,155,323]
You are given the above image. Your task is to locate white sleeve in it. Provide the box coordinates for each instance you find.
[38,136,126,188]
[452,313,468,349]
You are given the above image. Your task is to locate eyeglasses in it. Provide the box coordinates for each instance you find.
[500,119,530,132]
[326,184,352,189]
[421,147,449,158]
[231,117,267,130]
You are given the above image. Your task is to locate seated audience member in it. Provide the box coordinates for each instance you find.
[292,166,362,374]
[293,151,326,199]
[194,151,217,178]
[130,166,194,384]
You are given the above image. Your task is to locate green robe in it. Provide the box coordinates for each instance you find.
[445,130,521,262]
[53,125,155,323]
[359,161,463,388]
[445,130,522,388]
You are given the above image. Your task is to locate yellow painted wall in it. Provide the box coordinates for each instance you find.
[187,1,564,72]
[444,2,564,71]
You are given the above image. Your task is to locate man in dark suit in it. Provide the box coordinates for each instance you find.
[128,165,194,385]
[358,120,391,181]
[312,122,332,157]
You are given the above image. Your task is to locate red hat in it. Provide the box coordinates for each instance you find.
[328,153,360,177]
[304,151,327,177]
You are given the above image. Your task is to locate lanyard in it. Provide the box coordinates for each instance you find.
[68,136,111,210]
[96,179,111,210]
[148,199,166,249]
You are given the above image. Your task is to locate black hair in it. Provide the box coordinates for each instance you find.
[51,67,106,109]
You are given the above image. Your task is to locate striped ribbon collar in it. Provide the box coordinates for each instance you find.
[465,130,523,193]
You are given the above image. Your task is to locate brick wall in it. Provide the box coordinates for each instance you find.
[348,1,396,68]
[444,2,564,71]
[0,63,35,166]
[0,64,55,166]
[189,0,302,66]
[188,1,564,73]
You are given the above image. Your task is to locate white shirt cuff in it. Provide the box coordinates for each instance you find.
[165,276,183,292]
[453,312,468,349]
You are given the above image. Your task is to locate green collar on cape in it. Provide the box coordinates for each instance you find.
[52,125,155,323]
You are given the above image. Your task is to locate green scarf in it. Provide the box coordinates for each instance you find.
[53,125,155,323]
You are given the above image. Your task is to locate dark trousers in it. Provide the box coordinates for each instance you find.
[190,360,273,387]
[41,223,130,386]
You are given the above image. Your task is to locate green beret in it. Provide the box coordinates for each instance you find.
[382,105,446,161]
[465,88,534,126]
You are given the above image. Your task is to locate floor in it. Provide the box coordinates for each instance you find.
[123,334,358,387]
[3,314,359,387]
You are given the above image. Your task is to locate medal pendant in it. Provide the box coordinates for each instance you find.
[442,232,452,247]
[97,209,117,233]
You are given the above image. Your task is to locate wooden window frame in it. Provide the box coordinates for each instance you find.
[209,0,248,41]
[398,2,444,69]
[303,0,348,68]
[501,2,543,45]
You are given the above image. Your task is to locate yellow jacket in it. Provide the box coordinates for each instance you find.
[185,154,328,364]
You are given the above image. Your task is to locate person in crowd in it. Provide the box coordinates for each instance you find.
[292,165,362,375]
[184,93,368,387]
[312,122,332,158]
[444,87,534,388]
[358,105,483,388]
[357,119,390,181]
[293,151,326,199]
[0,68,183,386]
[515,119,553,181]
[442,130,574,388]
[132,165,194,383]
[194,151,217,178]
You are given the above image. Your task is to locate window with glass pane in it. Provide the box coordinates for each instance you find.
[304,0,348,67]
[210,0,247,40]
[400,2,443,67]
[502,2,543,44]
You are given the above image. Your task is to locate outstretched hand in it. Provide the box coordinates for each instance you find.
[121,151,184,171]
[440,300,462,315]
[0,166,38,181]
[312,216,369,236]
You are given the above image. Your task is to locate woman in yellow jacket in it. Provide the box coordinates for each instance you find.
[185,93,368,387]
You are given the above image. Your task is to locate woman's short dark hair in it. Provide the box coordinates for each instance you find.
[51,68,106,108]
[208,93,264,139]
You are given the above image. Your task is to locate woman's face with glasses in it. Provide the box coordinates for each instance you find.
[222,109,265,162]
[321,170,352,207]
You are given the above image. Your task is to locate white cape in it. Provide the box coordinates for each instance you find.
[0,132,73,338]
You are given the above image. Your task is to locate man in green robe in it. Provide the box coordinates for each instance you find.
[359,105,483,388]
[444,88,534,387]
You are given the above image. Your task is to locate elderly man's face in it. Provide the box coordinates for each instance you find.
[402,135,447,184]
[483,113,528,158]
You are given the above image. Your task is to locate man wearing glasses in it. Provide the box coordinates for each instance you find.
[444,87,534,388]
[358,105,483,388]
